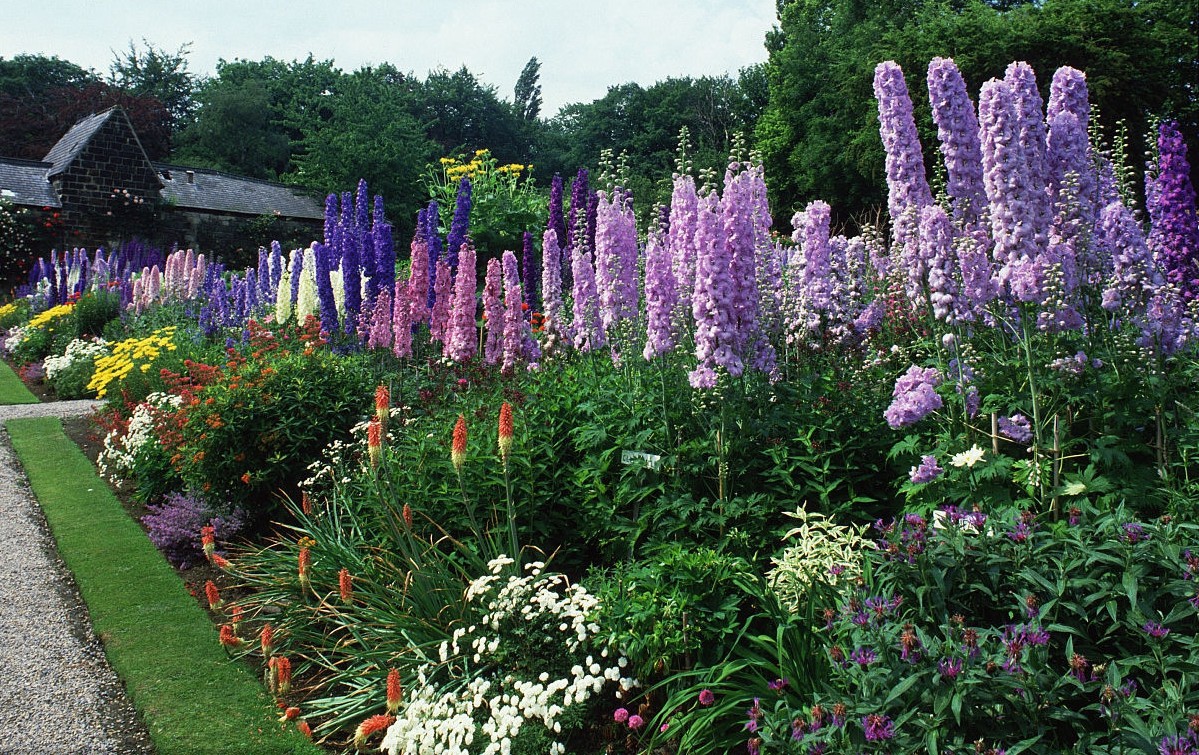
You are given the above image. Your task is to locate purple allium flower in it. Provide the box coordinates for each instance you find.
[862,713,896,742]
[444,241,478,363]
[627,714,644,731]
[927,57,986,225]
[613,707,629,723]
[874,61,933,251]
[938,656,963,680]
[909,454,943,484]
[1144,621,1170,639]
[445,178,471,270]
[698,689,715,707]
[884,364,943,428]
[998,414,1033,444]
[643,219,679,360]
[1148,121,1199,300]
[850,647,878,667]
[482,258,505,365]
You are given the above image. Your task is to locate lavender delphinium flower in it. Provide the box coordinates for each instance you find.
[1004,62,1050,199]
[502,250,535,373]
[522,231,539,312]
[571,241,602,352]
[919,204,961,322]
[909,454,944,484]
[927,57,986,225]
[594,189,640,334]
[540,229,564,336]
[445,241,478,363]
[313,242,340,335]
[483,258,505,365]
[391,278,412,359]
[643,219,678,360]
[668,173,700,315]
[874,61,933,251]
[548,173,567,257]
[979,77,1047,302]
[690,190,738,388]
[1046,110,1093,294]
[408,231,431,325]
[884,364,943,428]
[428,259,453,345]
[340,223,362,336]
[998,413,1033,443]
[445,178,471,270]
[724,163,772,373]
[367,286,393,350]
[1148,121,1199,299]
[789,200,833,341]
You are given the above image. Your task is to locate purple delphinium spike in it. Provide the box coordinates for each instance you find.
[367,286,393,351]
[920,205,962,323]
[341,225,362,336]
[594,189,640,335]
[502,250,535,373]
[428,259,453,345]
[445,241,478,363]
[522,231,540,311]
[571,243,602,352]
[874,61,933,251]
[668,173,700,316]
[979,77,1046,302]
[269,241,283,293]
[568,169,589,252]
[1004,62,1050,195]
[1098,201,1160,313]
[445,177,471,270]
[323,194,338,250]
[927,57,986,225]
[1047,110,1093,292]
[723,163,767,371]
[789,200,833,342]
[643,217,678,361]
[424,200,442,310]
[689,190,738,388]
[884,364,943,429]
[392,278,412,359]
[483,257,505,365]
[288,248,303,316]
[548,173,568,256]
[374,214,395,294]
[1148,121,1199,299]
[312,242,340,335]
[408,231,430,326]
[540,229,564,336]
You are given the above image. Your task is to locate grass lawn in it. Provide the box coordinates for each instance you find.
[0,360,37,404]
[7,417,322,755]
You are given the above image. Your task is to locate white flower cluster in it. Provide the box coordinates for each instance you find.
[97,392,182,483]
[303,406,415,487]
[381,558,638,755]
[44,337,109,381]
[3,326,27,354]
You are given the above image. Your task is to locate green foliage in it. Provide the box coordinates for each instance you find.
[73,289,121,338]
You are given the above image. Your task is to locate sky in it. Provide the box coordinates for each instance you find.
[0,0,778,115]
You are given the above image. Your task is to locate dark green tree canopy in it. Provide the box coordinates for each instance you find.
[513,56,543,122]
[109,40,198,129]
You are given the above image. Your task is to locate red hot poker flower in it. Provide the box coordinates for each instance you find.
[339,567,353,605]
[205,580,222,611]
[498,402,514,462]
[354,714,396,749]
[386,668,402,714]
[452,414,468,471]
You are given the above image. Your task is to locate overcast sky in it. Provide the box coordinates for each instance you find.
[0,0,778,115]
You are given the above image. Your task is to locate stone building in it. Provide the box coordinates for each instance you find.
[0,106,323,254]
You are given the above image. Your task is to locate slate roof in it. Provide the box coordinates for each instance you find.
[42,108,116,177]
[0,158,60,208]
[155,164,324,220]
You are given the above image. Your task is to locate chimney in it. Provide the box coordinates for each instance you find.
[185,170,195,184]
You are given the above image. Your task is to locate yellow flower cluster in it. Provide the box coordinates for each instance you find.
[87,326,178,399]
[26,303,75,330]
[0,302,20,321]
[441,149,528,182]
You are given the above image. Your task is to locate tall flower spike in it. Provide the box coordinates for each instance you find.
[926,57,986,225]
[275,655,292,696]
[482,258,505,364]
[874,61,933,251]
[205,580,222,611]
[260,623,274,657]
[298,544,311,589]
[201,525,216,562]
[354,715,396,750]
[374,384,390,436]
[452,414,468,472]
[339,567,353,605]
[386,668,402,714]
[498,402,514,462]
[445,240,479,362]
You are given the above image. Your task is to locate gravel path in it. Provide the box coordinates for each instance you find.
[0,400,155,754]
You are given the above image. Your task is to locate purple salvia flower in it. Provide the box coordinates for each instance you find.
[445,178,471,270]
[483,258,505,365]
[909,454,943,484]
[927,57,986,225]
[408,232,431,326]
[571,243,602,352]
[445,241,478,363]
[428,259,453,345]
[367,286,393,350]
[643,219,678,360]
[979,77,1047,302]
[1148,121,1199,299]
[884,364,943,429]
[874,61,933,251]
[689,190,738,388]
[668,173,700,316]
[540,229,565,337]
[391,278,412,359]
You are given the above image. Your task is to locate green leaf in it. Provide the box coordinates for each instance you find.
[884,672,921,705]
[1122,570,1139,609]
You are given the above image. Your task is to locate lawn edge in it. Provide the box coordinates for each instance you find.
[0,359,38,404]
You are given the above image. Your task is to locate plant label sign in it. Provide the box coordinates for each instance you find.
[621,450,662,471]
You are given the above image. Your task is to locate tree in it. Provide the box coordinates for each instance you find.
[420,66,525,161]
[513,56,543,122]
[0,54,98,99]
[109,40,198,130]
